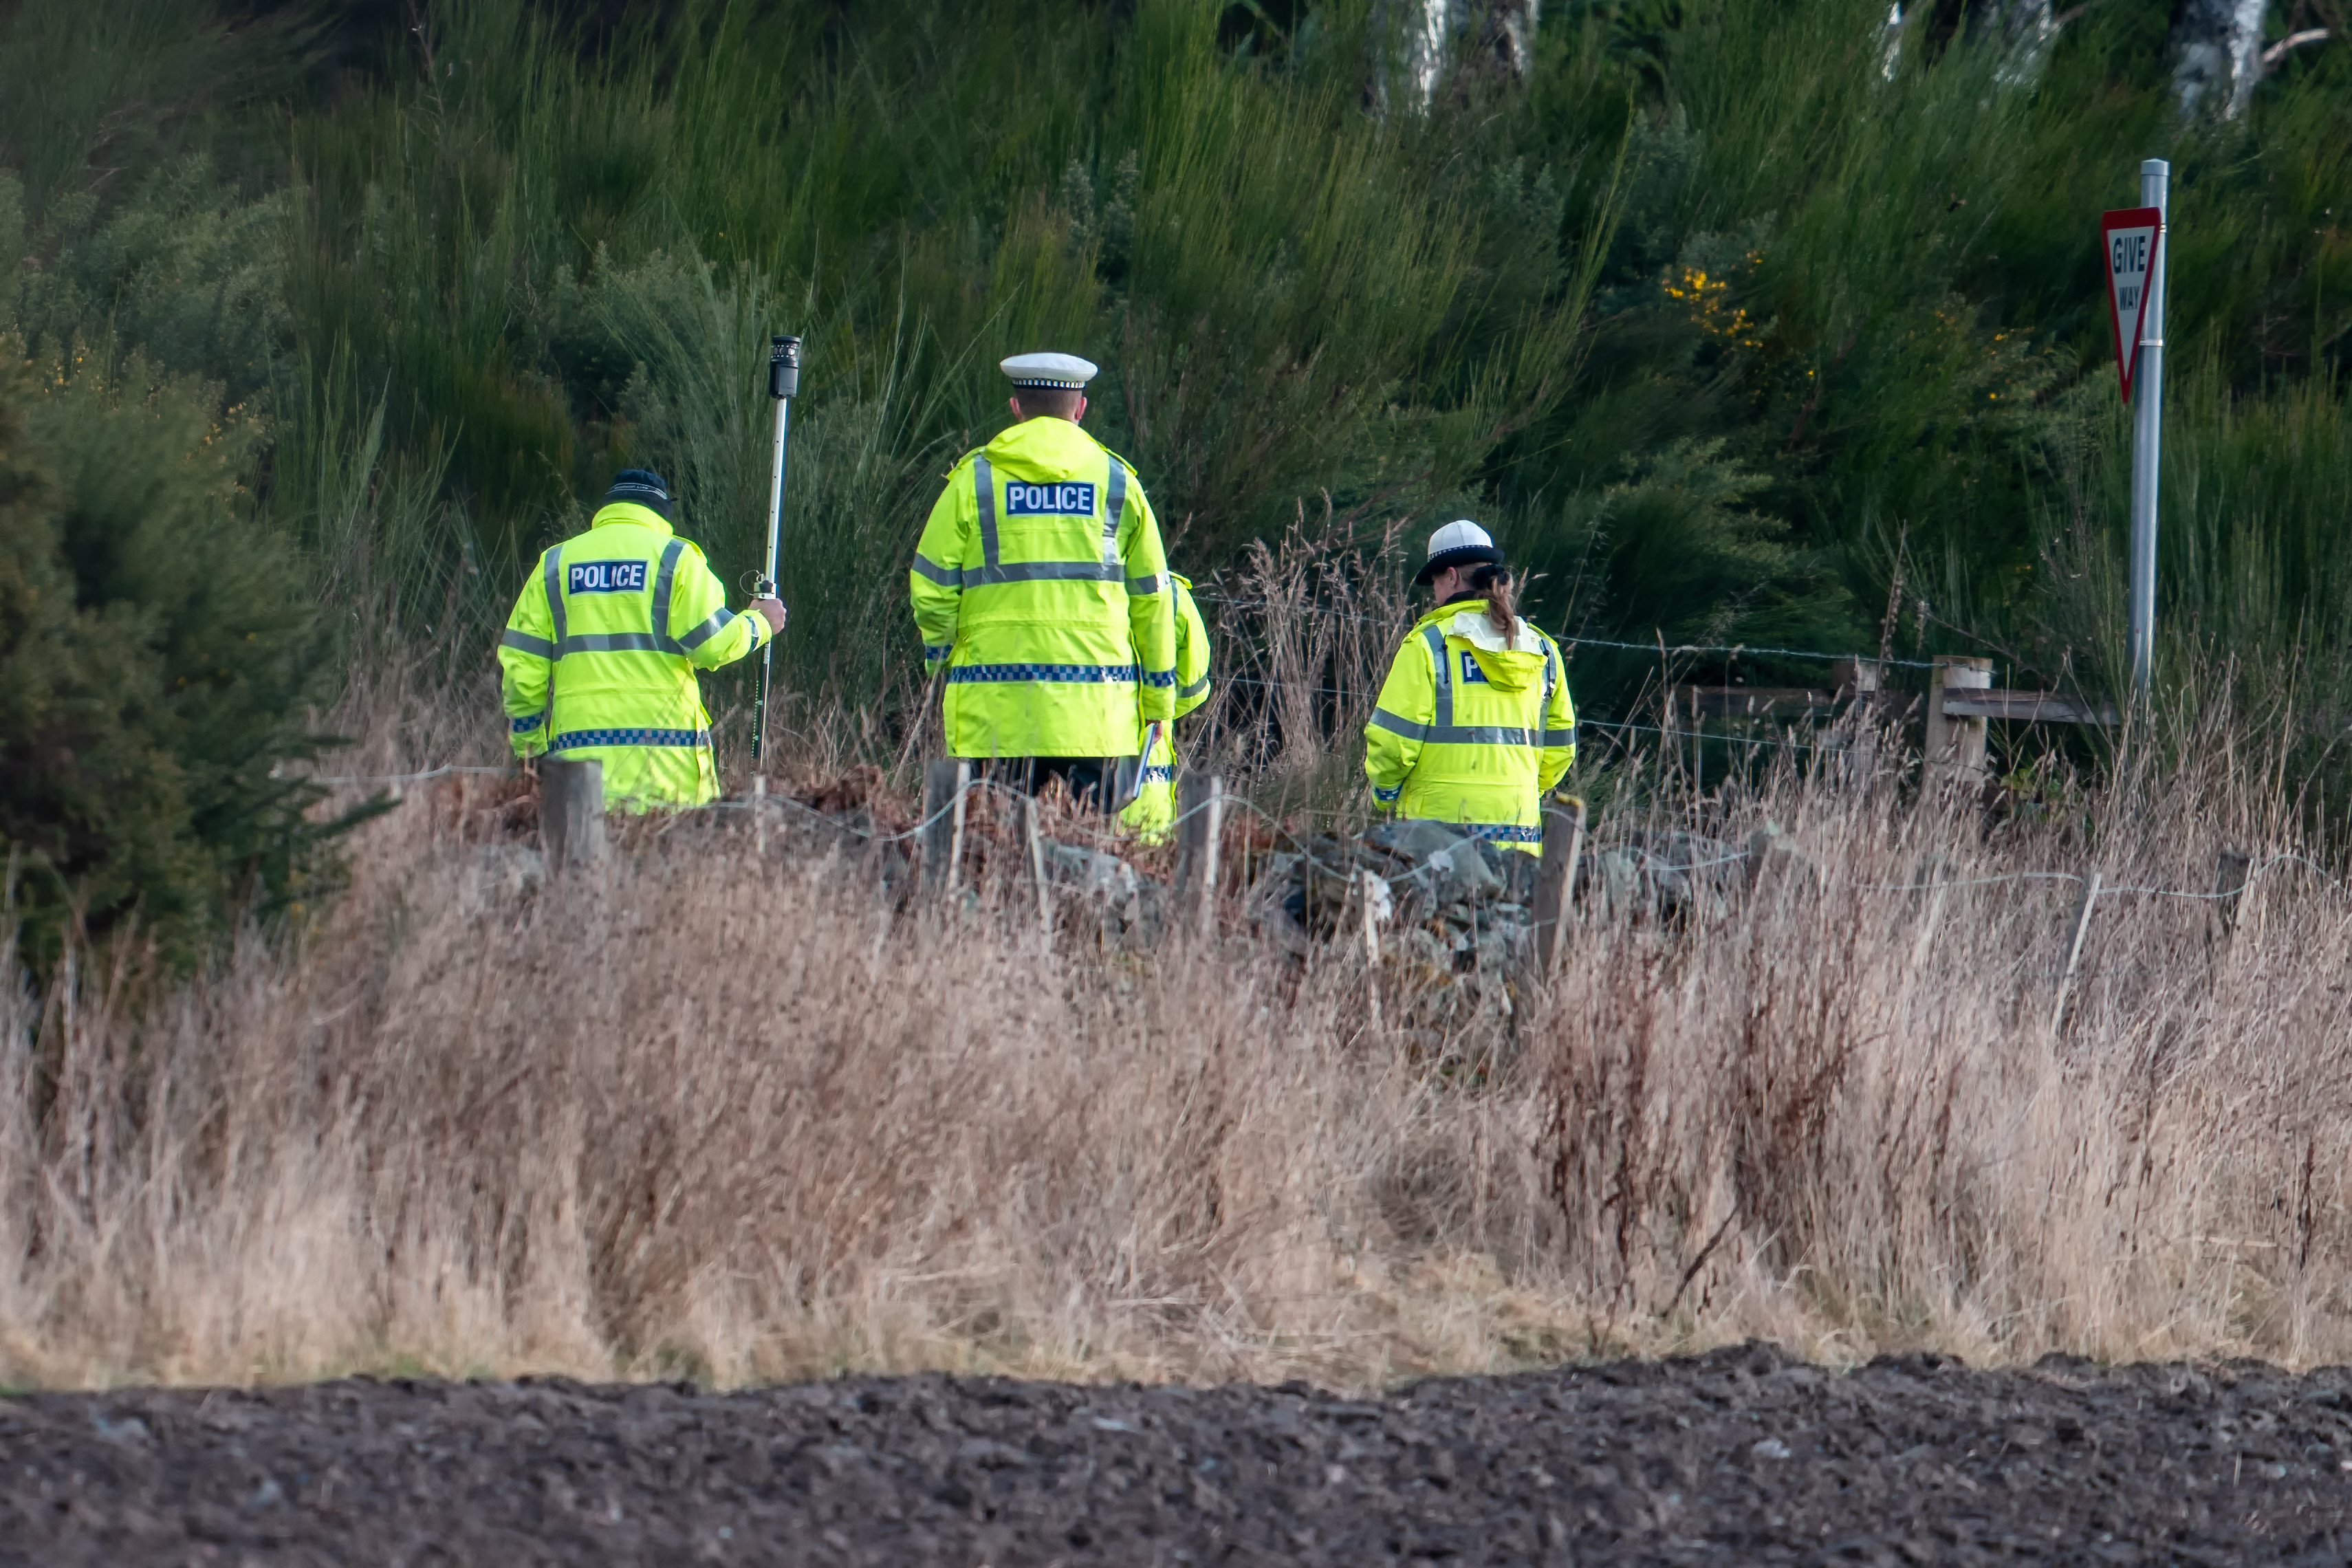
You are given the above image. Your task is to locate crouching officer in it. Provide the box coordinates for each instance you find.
[1119,570,1212,842]
[499,469,785,809]
[908,352,1177,808]
[1363,520,1575,852]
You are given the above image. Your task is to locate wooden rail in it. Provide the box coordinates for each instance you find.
[1675,655,2119,791]
[1939,690,2117,725]
[1679,675,2115,728]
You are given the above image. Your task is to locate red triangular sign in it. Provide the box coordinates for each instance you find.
[2101,206,2163,404]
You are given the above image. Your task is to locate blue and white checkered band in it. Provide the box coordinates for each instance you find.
[567,559,648,594]
[1459,650,1489,684]
[1003,481,1097,516]
[608,480,668,504]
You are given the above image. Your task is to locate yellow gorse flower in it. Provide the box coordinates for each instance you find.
[1662,257,1764,350]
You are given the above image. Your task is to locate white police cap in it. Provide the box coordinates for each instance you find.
[1417,518,1504,584]
[1001,351,1098,391]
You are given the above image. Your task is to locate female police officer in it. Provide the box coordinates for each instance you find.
[1362,521,1575,851]
[1118,570,1212,842]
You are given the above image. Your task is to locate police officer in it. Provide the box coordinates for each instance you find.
[908,353,1177,808]
[1363,520,1576,852]
[499,469,785,809]
[1119,570,1212,842]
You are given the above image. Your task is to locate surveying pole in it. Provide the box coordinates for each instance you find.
[2126,160,2168,699]
[752,334,801,769]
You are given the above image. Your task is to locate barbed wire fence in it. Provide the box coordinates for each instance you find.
[298,575,2339,980]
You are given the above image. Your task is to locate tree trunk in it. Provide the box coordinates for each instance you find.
[1879,1,2060,86]
[1370,0,1540,115]
[1976,0,2059,83]
[2172,0,2269,119]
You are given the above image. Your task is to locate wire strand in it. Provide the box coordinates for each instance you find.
[1192,592,1947,669]
[310,763,510,786]
[318,763,2349,908]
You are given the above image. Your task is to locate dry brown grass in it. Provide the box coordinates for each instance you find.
[6,670,2352,1394]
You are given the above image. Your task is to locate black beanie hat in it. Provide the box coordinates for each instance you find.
[603,468,674,519]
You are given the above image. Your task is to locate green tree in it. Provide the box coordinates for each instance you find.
[0,351,350,970]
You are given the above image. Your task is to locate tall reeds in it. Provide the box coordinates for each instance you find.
[5,670,2351,1389]
[3,0,2351,1390]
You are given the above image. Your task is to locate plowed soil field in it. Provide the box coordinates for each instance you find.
[7,1344,2352,1565]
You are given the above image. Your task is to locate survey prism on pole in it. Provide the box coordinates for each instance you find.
[2101,207,2163,404]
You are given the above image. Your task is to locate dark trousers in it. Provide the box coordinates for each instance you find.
[983,756,1117,812]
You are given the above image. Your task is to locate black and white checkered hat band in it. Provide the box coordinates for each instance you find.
[1010,377,1087,390]
[610,481,668,502]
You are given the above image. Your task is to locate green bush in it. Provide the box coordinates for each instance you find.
[5,0,2349,794]
[2,160,290,404]
[0,349,347,971]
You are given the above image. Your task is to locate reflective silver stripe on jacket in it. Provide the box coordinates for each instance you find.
[1424,622,1451,730]
[651,538,685,651]
[543,543,567,650]
[560,632,668,654]
[974,455,999,567]
[678,609,737,651]
[499,629,554,657]
[1539,633,1571,748]
[963,560,1126,587]
[1101,455,1126,567]
[538,542,566,733]
[931,560,1138,588]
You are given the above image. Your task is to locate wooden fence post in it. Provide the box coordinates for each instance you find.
[1831,657,1884,788]
[1924,656,1993,792]
[1347,869,1384,966]
[2210,848,2253,952]
[922,759,970,898]
[1349,869,1386,1030]
[1908,853,1950,973]
[1022,792,1052,939]
[540,758,605,873]
[1743,822,1801,895]
[2051,870,2101,1034]
[1532,797,1587,981]
[1176,772,1224,940]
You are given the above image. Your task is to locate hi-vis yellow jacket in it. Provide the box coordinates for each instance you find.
[1363,598,1576,853]
[497,501,772,810]
[1120,572,1212,840]
[909,416,1177,759]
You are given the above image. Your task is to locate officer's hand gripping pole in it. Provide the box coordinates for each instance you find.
[752,334,801,771]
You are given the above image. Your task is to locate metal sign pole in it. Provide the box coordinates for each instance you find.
[752,334,801,770]
[2127,159,2168,699]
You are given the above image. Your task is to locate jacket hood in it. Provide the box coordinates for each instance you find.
[1419,602,1545,693]
[985,413,1109,477]
[589,501,676,536]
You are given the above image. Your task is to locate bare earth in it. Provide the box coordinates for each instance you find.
[6,1344,2351,1565]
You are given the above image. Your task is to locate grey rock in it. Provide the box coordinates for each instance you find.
[1424,841,1503,904]
[1583,831,1745,921]
[1366,820,1505,904]
[1364,818,1477,860]
[1045,842,1140,902]
[461,844,545,911]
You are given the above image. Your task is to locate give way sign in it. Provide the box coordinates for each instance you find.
[2101,206,2164,403]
